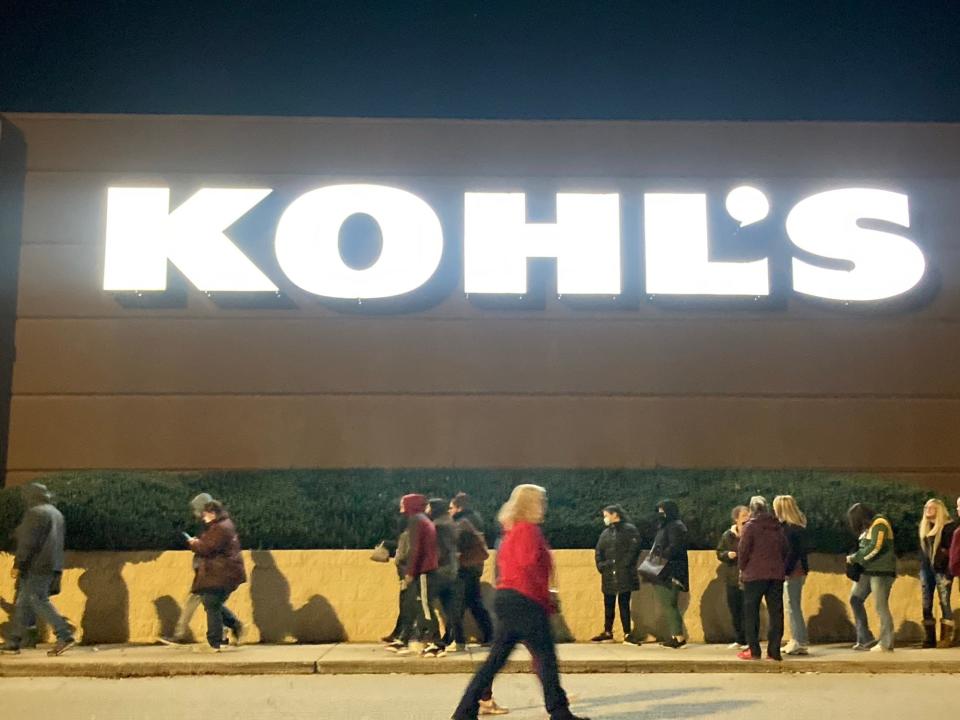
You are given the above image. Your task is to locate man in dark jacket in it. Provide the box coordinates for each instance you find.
[591,505,641,644]
[427,497,459,651]
[1,483,75,656]
[187,500,246,652]
[737,496,789,661]
[450,492,493,648]
[394,493,443,657]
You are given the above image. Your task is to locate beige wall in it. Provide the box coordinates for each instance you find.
[3,114,960,490]
[0,550,941,645]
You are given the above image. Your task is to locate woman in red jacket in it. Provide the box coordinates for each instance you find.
[187,500,247,652]
[452,484,588,720]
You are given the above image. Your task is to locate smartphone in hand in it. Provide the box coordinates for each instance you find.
[182,531,194,542]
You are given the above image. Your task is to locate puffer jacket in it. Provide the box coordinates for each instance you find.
[595,520,642,593]
[191,516,247,593]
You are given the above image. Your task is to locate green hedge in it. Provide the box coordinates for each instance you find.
[0,469,946,555]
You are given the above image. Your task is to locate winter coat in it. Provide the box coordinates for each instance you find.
[850,515,896,576]
[433,513,459,579]
[782,522,810,576]
[921,521,956,577]
[190,517,247,593]
[715,526,740,587]
[738,511,788,583]
[595,521,642,593]
[13,485,65,576]
[402,494,438,577]
[395,530,410,579]
[650,503,689,591]
[455,517,489,570]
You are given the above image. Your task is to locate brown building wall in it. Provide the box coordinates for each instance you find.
[3,114,960,490]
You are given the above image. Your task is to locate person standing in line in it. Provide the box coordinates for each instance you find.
[428,497,460,651]
[737,496,788,661]
[917,498,956,648]
[451,484,589,720]
[950,497,960,579]
[773,495,810,656]
[649,500,689,649]
[450,493,493,649]
[590,504,641,644]
[716,505,749,650]
[159,492,214,645]
[186,500,246,652]
[846,503,896,652]
[1,483,75,656]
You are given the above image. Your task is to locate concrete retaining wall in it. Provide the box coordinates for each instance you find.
[0,550,941,645]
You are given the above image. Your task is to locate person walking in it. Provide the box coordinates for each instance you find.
[737,496,788,661]
[451,484,589,720]
[382,521,411,646]
[645,500,689,649]
[846,503,896,652]
[591,504,641,644]
[716,505,749,650]
[773,495,810,656]
[450,493,493,649]
[1,483,75,656]
[159,492,214,645]
[428,497,460,651]
[918,498,956,648]
[186,500,246,652]
[395,493,443,657]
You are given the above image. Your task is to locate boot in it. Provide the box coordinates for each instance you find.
[922,621,937,648]
[937,620,955,649]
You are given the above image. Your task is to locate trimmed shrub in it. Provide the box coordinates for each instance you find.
[0,468,944,555]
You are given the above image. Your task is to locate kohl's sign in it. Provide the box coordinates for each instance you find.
[102,184,927,304]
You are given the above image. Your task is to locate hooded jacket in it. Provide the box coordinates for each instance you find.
[190,514,247,592]
[595,519,642,594]
[650,501,689,591]
[14,483,65,576]
[402,494,438,577]
[430,510,459,579]
[738,511,788,583]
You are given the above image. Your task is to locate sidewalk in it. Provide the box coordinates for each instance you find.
[2,642,960,678]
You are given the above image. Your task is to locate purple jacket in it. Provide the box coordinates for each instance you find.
[737,511,788,583]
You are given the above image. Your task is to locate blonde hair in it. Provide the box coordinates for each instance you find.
[773,495,807,528]
[497,484,547,528]
[919,498,952,563]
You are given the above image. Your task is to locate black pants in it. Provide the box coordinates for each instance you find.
[433,572,458,648]
[387,581,409,639]
[399,572,440,644]
[743,579,784,658]
[454,566,494,645]
[603,591,632,635]
[453,590,573,720]
[199,589,239,649]
[725,584,746,645]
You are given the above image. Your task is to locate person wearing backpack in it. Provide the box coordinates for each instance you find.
[846,503,896,652]
[451,493,494,649]
[590,504,641,644]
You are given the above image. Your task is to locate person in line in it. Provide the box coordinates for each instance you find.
[773,495,810,656]
[950,496,960,580]
[186,500,246,652]
[918,498,956,648]
[1,483,75,656]
[716,505,749,650]
[450,493,493,650]
[647,500,689,649]
[428,497,460,651]
[846,503,896,652]
[452,484,589,720]
[159,492,214,645]
[737,496,788,661]
[591,504,641,644]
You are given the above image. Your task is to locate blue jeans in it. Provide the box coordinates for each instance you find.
[920,564,952,624]
[198,589,239,648]
[784,575,809,646]
[850,574,895,650]
[11,572,73,646]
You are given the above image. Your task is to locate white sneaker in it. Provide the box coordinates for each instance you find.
[727,642,744,649]
[478,698,510,715]
[870,644,893,653]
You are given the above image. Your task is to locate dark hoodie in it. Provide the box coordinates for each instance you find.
[14,483,65,576]
[402,493,438,577]
[738,510,788,583]
[650,500,689,591]
[428,498,459,579]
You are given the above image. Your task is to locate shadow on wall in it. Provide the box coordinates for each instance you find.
[154,595,184,641]
[250,550,345,643]
[71,552,163,644]
[807,594,856,643]
[698,572,730,643]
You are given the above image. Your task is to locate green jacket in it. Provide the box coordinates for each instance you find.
[850,515,896,576]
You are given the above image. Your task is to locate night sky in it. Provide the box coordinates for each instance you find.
[1,0,959,120]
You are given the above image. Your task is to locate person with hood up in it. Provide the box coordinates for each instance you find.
[450,492,494,648]
[648,499,689,649]
[1,483,75,656]
[159,492,216,645]
[186,500,246,652]
[591,504,641,644]
[386,493,443,657]
[737,496,788,661]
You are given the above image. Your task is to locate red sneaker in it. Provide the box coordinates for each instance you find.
[737,649,759,660]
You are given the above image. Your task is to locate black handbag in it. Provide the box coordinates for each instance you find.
[845,561,864,582]
[638,553,668,582]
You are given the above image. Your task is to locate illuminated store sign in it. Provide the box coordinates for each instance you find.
[103,184,926,304]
